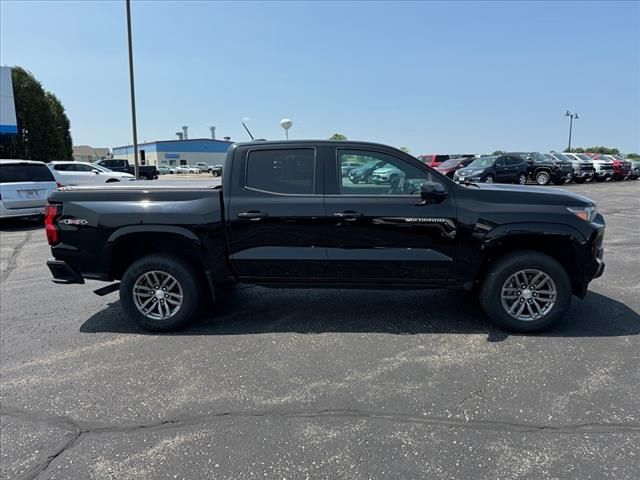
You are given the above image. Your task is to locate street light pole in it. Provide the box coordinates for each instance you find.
[565,110,578,151]
[126,0,139,179]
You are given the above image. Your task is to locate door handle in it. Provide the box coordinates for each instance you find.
[333,211,363,221]
[237,211,268,220]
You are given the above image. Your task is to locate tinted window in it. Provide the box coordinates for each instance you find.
[73,164,95,172]
[507,156,523,166]
[53,164,73,171]
[495,157,506,167]
[467,156,496,169]
[0,163,55,183]
[246,149,315,194]
[339,149,438,196]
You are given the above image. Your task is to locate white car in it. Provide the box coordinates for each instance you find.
[175,165,201,174]
[0,159,58,219]
[48,161,135,186]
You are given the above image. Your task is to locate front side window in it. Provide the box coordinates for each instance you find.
[338,149,438,196]
[246,148,315,195]
[73,164,95,172]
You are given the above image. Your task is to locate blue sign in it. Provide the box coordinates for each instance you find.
[164,153,180,159]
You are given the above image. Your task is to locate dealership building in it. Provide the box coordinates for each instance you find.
[112,138,233,167]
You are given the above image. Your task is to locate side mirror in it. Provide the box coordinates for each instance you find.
[420,181,448,203]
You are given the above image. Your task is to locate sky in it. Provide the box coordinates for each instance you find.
[1,0,639,154]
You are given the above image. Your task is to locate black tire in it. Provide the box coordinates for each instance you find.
[551,179,564,186]
[120,254,203,331]
[211,171,220,177]
[517,173,527,185]
[594,176,606,182]
[535,170,551,185]
[139,174,150,180]
[479,250,572,333]
[483,174,494,183]
[574,177,586,184]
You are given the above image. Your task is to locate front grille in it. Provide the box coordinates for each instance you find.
[600,165,614,171]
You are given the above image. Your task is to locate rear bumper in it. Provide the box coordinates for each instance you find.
[0,202,45,219]
[47,259,85,284]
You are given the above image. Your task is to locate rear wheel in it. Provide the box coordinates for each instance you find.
[517,173,527,185]
[479,251,572,332]
[211,171,220,177]
[120,254,202,331]
[535,170,551,185]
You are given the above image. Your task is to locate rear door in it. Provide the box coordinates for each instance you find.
[0,162,57,209]
[226,146,329,280]
[494,156,510,182]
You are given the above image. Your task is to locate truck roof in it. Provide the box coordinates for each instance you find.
[232,139,407,150]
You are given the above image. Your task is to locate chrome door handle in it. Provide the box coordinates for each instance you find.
[237,211,267,220]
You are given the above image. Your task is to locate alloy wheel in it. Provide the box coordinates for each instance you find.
[500,269,556,321]
[133,270,184,320]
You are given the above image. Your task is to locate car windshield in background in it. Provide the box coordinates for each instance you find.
[0,163,55,183]
[438,159,462,168]
[91,164,113,173]
[467,156,496,169]
[577,154,594,161]
[551,153,571,161]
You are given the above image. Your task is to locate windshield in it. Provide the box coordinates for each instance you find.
[467,157,496,169]
[90,163,113,172]
[550,152,571,161]
[576,154,593,162]
[438,159,462,168]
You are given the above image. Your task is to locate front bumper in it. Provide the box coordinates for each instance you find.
[47,259,85,284]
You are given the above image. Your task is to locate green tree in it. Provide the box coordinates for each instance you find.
[329,133,347,141]
[566,146,619,155]
[491,150,505,155]
[626,153,640,159]
[46,93,73,159]
[399,146,410,153]
[0,67,73,161]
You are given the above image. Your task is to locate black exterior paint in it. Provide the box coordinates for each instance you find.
[47,140,605,297]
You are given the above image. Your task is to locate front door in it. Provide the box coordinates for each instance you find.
[226,147,328,281]
[323,147,458,285]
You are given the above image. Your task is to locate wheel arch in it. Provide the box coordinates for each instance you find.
[477,225,588,297]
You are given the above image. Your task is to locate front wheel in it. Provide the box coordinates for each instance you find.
[483,174,494,183]
[211,171,220,177]
[120,254,203,331]
[535,171,551,185]
[479,251,572,332]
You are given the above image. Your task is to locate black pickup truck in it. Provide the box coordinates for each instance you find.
[46,140,605,333]
[97,159,158,180]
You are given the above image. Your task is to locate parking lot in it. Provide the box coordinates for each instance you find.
[1,180,639,479]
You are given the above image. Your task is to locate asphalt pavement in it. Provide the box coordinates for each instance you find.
[1,180,639,479]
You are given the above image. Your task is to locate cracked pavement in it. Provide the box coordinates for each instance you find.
[1,181,639,479]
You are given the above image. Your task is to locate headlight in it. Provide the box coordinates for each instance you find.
[567,206,597,222]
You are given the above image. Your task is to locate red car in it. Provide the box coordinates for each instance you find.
[434,157,476,178]
[417,154,475,168]
[587,153,631,181]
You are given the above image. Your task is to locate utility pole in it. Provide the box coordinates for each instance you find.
[565,110,578,151]
[126,0,139,179]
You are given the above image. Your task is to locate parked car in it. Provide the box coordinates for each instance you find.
[417,154,474,168]
[509,152,573,186]
[434,157,475,178]
[341,161,362,177]
[48,161,135,186]
[561,153,595,183]
[193,162,223,176]
[371,164,404,184]
[0,160,58,219]
[625,158,640,180]
[175,165,201,174]
[590,154,631,181]
[581,154,615,182]
[348,160,384,184]
[96,159,158,180]
[157,166,175,175]
[46,140,605,334]
[454,155,528,184]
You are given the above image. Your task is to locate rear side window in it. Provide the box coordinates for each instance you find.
[246,149,315,195]
[0,163,55,183]
[507,157,523,166]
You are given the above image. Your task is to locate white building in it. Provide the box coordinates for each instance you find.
[73,145,111,162]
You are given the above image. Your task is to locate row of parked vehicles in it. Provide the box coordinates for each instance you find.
[426,152,638,185]
[157,162,223,177]
[344,152,638,186]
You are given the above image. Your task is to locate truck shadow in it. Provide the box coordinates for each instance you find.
[0,217,44,232]
[80,288,640,341]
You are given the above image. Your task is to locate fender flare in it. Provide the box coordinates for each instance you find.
[106,225,202,247]
[480,222,587,249]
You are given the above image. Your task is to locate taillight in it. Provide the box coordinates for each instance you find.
[45,204,61,245]
[56,182,64,189]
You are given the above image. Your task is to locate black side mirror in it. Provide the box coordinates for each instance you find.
[420,181,448,203]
